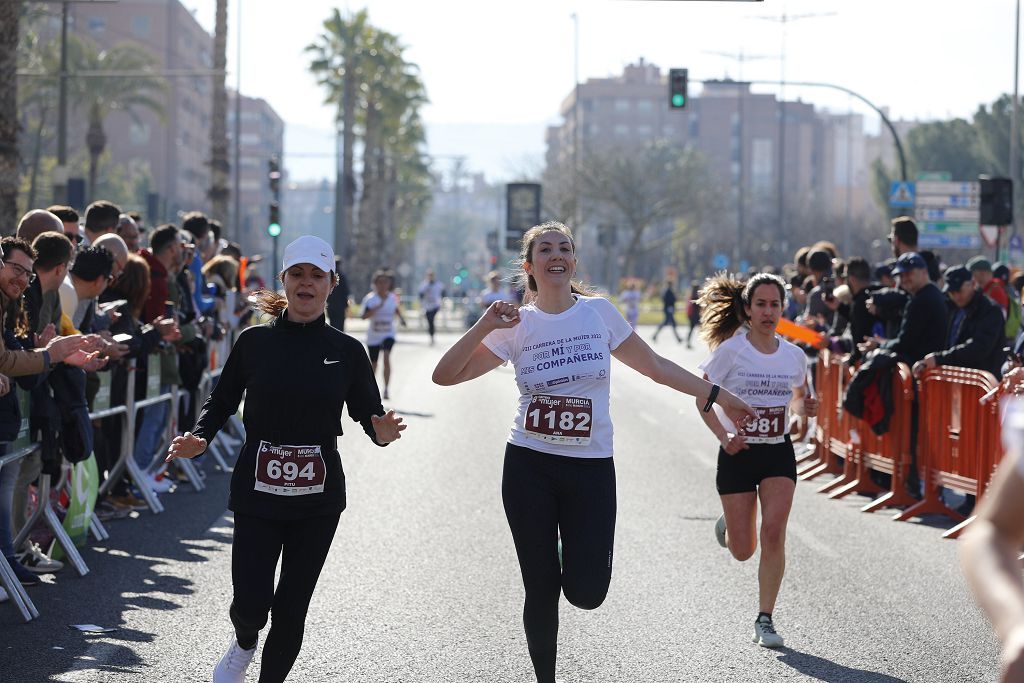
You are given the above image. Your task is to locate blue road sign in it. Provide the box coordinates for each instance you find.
[712,253,729,270]
[889,181,916,208]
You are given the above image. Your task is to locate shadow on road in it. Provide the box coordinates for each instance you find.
[775,648,910,682]
[0,471,233,681]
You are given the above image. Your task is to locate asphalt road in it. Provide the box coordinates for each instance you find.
[0,323,1001,682]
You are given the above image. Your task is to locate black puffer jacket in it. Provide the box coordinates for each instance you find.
[934,290,1006,378]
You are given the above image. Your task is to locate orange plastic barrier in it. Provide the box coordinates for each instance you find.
[800,353,917,512]
[775,317,827,349]
[797,351,844,480]
[894,366,999,526]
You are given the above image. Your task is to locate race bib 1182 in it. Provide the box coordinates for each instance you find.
[524,394,593,446]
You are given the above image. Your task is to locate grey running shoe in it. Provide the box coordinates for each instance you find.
[753,615,784,648]
[714,514,727,548]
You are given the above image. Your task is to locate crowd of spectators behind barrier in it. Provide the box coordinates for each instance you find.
[0,200,268,591]
[671,214,1023,520]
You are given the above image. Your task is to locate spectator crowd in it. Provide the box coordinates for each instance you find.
[0,200,258,597]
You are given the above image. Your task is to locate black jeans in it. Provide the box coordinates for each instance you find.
[230,511,341,683]
[502,444,616,683]
[425,308,439,338]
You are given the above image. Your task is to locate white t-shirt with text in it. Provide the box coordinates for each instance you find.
[361,292,400,346]
[482,295,634,458]
[698,332,806,444]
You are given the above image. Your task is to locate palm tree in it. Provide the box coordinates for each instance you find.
[307,8,371,261]
[0,2,20,228]
[209,0,230,225]
[68,41,165,203]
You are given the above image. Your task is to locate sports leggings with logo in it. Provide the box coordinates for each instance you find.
[502,443,617,683]
[229,511,341,683]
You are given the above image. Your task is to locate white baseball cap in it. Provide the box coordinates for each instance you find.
[282,235,334,274]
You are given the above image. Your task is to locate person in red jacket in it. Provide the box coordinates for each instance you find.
[968,256,1009,318]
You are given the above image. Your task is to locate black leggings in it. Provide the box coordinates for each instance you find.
[230,511,341,683]
[501,444,616,683]
[425,308,439,338]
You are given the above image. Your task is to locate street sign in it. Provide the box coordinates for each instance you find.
[916,171,952,181]
[915,207,981,222]
[712,253,729,270]
[922,221,980,233]
[916,195,980,209]
[979,225,1001,248]
[916,180,979,195]
[919,233,982,249]
[889,181,915,208]
[505,183,542,251]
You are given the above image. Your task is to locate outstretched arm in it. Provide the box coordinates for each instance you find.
[611,332,757,425]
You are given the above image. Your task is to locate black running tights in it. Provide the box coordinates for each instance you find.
[230,511,341,683]
[501,443,616,683]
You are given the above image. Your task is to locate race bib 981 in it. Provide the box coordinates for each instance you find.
[739,406,788,444]
[524,394,592,446]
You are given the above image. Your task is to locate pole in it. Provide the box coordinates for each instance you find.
[232,0,242,239]
[572,13,580,237]
[55,0,69,204]
[1012,0,1021,242]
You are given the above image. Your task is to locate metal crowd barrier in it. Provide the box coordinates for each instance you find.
[5,342,242,621]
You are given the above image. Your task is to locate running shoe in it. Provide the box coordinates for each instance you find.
[753,615,784,648]
[213,636,256,683]
[382,388,390,400]
[17,542,63,574]
[146,472,174,494]
[109,493,149,512]
[5,555,41,585]
[714,514,728,548]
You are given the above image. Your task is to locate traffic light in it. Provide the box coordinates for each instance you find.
[979,176,1013,225]
[668,68,688,110]
[268,155,282,238]
[268,201,281,237]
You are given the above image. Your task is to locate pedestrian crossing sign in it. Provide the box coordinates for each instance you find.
[889,181,916,208]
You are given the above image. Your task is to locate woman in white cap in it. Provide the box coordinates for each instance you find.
[166,235,406,683]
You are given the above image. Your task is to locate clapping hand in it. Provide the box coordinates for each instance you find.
[371,410,407,444]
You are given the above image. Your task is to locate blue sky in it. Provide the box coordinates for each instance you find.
[186,0,1017,182]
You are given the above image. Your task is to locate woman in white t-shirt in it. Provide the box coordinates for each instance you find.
[432,221,755,683]
[360,270,406,400]
[695,272,818,650]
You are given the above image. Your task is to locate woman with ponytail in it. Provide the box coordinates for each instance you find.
[433,221,755,683]
[696,272,818,649]
[166,235,406,683]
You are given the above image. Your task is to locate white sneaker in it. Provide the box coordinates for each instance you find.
[753,615,784,648]
[714,514,727,548]
[18,542,63,574]
[213,637,256,683]
[147,473,173,494]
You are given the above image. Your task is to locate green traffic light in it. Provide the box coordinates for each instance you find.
[671,94,685,108]
[268,222,281,237]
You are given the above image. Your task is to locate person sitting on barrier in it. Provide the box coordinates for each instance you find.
[913,265,1006,380]
[166,234,405,683]
[960,398,1024,683]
